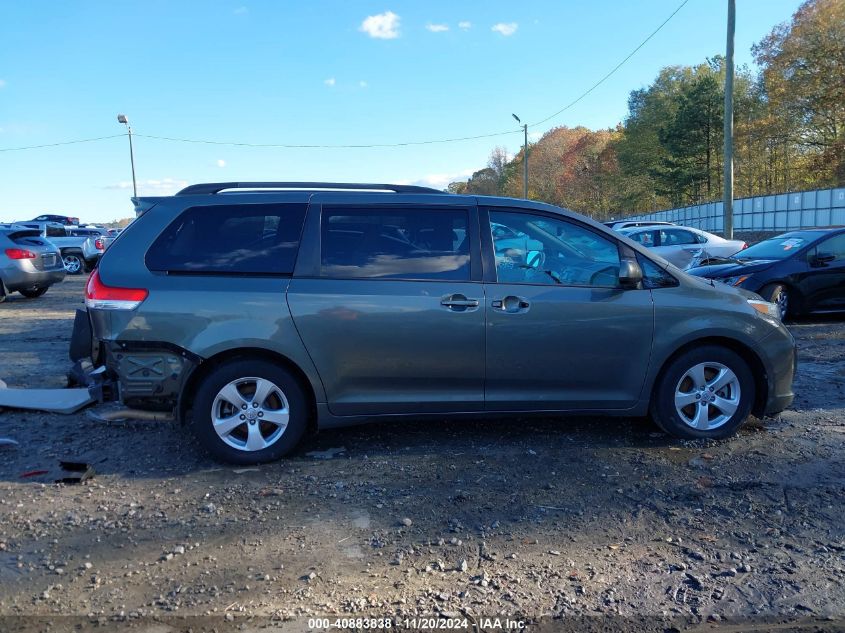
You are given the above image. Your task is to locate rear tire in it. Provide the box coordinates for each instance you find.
[19,286,48,298]
[650,345,755,440]
[62,251,84,275]
[759,283,792,320]
[190,359,308,464]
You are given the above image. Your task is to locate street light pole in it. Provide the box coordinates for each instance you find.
[723,0,735,239]
[117,114,137,198]
[512,114,528,199]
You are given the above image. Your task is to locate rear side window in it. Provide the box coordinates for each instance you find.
[321,207,470,280]
[146,203,307,275]
[46,225,66,238]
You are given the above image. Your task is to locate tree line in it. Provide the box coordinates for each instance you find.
[448,0,844,220]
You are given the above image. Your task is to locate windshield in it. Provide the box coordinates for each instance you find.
[738,233,816,260]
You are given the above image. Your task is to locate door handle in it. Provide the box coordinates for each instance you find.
[441,294,479,310]
[492,296,530,313]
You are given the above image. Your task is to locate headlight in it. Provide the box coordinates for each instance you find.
[748,299,780,320]
[720,275,749,287]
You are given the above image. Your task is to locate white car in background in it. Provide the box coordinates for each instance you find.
[603,220,676,231]
[620,225,747,270]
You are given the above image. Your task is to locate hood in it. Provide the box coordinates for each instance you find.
[686,258,776,278]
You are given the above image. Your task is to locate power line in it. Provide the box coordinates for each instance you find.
[0,134,124,152]
[133,129,520,149]
[530,0,692,127]
[0,0,690,154]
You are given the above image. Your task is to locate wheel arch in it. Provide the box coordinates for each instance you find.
[178,347,319,434]
[758,280,803,316]
[648,336,768,418]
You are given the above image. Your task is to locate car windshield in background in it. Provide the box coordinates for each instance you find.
[739,233,816,260]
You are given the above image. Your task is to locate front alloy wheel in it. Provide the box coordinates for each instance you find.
[651,345,754,440]
[674,362,740,431]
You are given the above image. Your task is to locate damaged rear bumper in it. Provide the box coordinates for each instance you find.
[69,308,201,408]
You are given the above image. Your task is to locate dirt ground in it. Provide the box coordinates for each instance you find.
[1,276,844,633]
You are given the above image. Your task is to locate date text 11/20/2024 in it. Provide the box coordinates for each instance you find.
[307,617,527,630]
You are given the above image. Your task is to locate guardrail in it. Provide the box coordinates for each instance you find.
[623,187,845,232]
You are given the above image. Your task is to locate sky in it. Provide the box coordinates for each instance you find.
[0,0,804,223]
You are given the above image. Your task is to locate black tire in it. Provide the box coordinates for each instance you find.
[19,286,49,299]
[650,345,755,440]
[758,283,793,320]
[62,250,84,275]
[0,285,6,304]
[190,359,309,464]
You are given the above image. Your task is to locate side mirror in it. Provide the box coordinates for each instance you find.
[810,253,835,267]
[619,259,643,288]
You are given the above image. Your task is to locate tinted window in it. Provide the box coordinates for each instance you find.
[809,233,845,262]
[489,210,620,287]
[146,203,307,274]
[626,230,657,246]
[46,225,66,238]
[660,229,698,245]
[320,207,470,280]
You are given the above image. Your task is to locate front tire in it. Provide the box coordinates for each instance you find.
[759,283,791,320]
[19,286,49,298]
[650,345,755,440]
[190,359,308,464]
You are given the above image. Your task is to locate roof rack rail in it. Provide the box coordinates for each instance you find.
[176,182,448,196]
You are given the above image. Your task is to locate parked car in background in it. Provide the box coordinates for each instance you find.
[0,224,66,302]
[29,214,80,226]
[15,221,105,274]
[604,220,676,231]
[687,227,845,320]
[77,181,795,464]
[67,226,115,250]
[620,225,747,270]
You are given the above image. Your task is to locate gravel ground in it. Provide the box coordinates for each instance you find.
[1,276,844,632]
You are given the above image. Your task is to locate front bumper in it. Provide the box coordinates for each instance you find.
[758,324,797,416]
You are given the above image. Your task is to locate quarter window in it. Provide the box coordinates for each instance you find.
[320,207,470,280]
[489,210,620,287]
[146,203,307,274]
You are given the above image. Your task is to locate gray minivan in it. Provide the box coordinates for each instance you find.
[81,183,796,464]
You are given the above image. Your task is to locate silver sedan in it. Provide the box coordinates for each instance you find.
[620,226,747,270]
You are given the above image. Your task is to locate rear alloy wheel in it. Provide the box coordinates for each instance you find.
[759,283,790,320]
[62,252,83,275]
[651,345,755,440]
[19,286,49,298]
[191,360,308,464]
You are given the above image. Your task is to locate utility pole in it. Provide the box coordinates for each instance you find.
[117,114,138,198]
[723,0,735,238]
[512,114,529,199]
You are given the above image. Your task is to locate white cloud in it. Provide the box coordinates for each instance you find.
[104,178,189,195]
[426,23,449,33]
[458,21,472,30]
[216,159,226,168]
[324,77,336,87]
[491,22,518,36]
[359,80,368,88]
[359,11,400,39]
[398,168,477,190]
[233,6,247,14]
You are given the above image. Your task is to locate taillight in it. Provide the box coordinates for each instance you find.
[85,269,148,310]
[94,238,105,250]
[740,243,748,250]
[5,248,38,260]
